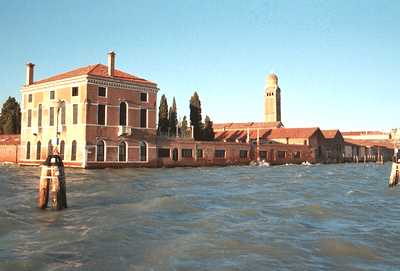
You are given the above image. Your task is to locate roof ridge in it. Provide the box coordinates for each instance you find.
[88,63,102,74]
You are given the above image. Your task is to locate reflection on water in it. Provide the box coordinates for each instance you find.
[1,163,400,270]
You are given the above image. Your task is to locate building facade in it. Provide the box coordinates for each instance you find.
[19,52,159,168]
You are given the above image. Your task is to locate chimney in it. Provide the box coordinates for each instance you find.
[108,51,115,76]
[26,63,35,85]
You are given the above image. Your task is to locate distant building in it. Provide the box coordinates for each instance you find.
[342,131,390,141]
[321,130,344,163]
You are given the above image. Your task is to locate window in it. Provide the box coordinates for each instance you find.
[118,141,127,162]
[50,90,55,100]
[259,151,267,160]
[26,142,31,159]
[49,107,54,126]
[277,151,286,159]
[215,149,225,158]
[304,140,307,145]
[140,92,148,102]
[36,141,41,160]
[119,102,127,126]
[158,148,170,158]
[60,140,65,160]
[140,108,147,128]
[293,151,301,159]
[48,140,53,156]
[196,149,203,159]
[140,141,147,161]
[96,140,105,161]
[73,104,78,124]
[71,140,77,161]
[72,87,79,96]
[28,94,32,103]
[27,109,32,127]
[240,150,248,159]
[98,87,106,97]
[182,149,193,158]
[60,103,66,125]
[38,104,42,127]
[97,104,106,125]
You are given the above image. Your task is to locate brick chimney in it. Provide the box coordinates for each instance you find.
[108,51,115,76]
[26,63,35,85]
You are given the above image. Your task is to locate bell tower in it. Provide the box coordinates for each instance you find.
[264,73,281,123]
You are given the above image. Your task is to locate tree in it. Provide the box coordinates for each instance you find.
[157,95,169,135]
[180,115,189,138]
[168,97,178,136]
[0,97,21,134]
[189,91,203,140]
[202,115,215,141]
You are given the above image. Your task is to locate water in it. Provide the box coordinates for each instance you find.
[1,163,400,271]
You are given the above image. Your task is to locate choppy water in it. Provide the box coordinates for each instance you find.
[1,163,400,271]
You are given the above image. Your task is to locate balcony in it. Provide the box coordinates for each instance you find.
[118,126,132,136]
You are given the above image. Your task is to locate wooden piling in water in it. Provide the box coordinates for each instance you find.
[38,155,67,210]
[389,162,399,187]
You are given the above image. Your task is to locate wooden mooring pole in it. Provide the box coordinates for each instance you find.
[38,154,67,210]
[389,162,399,187]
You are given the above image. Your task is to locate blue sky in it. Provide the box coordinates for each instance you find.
[0,0,398,131]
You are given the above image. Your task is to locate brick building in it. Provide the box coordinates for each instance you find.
[321,130,344,163]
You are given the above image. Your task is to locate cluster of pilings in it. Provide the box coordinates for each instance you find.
[38,155,67,210]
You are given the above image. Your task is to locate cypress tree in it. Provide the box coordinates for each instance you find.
[157,95,169,135]
[189,91,203,140]
[168,97,178,136]
[0,97,21,134]
[203,115,215,141]
[181,115,188,138]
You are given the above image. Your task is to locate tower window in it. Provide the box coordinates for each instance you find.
[28,94,32,103]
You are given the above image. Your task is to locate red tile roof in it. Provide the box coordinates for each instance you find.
[263,127,320,140]
[215,130,248,142]
[0,134,20,145]
[31,64,156,86]
[213,121,283,130]
[344,139,395,149]
[342,131,386,136]
[321,129,340,139]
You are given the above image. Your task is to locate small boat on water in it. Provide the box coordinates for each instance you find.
[250,160,270,167]
[302,161,312,166]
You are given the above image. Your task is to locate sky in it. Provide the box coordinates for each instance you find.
[0,0,399,131]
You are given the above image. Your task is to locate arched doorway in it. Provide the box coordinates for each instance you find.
[172,148,178,161]
[139,141,147,161]
[96,140,105,161]
[118,141,127,162]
